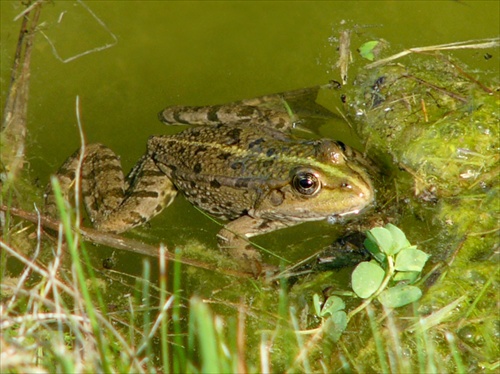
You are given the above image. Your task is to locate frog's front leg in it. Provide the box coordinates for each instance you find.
[217,216,292,275]
[45,143,177,233]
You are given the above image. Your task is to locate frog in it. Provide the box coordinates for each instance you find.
[45,85,375,274]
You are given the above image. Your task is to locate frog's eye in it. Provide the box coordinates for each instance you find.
[292,171,321,196]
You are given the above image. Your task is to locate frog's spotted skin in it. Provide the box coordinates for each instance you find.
[46,86,374,274]
[44,144,177,232]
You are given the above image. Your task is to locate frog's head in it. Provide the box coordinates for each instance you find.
[257,140,375,222]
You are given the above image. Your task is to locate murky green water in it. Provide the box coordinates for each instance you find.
[1,1,499,370]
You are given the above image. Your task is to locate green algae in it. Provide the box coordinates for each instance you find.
[340,49,499,371]
[348,57,498,199]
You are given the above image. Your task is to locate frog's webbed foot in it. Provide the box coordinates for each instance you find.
[217,229,262,276]
[217,216,266,275]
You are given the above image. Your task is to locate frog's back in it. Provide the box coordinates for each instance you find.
[149,123,315,219]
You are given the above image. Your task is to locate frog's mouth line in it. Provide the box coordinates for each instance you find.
[326,211,360,225]
[266,200,373,223]
[327,203,375,225]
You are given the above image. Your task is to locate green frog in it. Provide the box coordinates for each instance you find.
[45,85,375,274]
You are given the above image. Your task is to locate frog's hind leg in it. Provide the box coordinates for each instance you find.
[158,84,335,132]
[158,103,294,130]
[238,85,324,107]
[44,143,127,226]
[92,151,177,233]
[78,144,127,227]
[44,146,89,219]
[241,84,336,122]
[45,143,176,234]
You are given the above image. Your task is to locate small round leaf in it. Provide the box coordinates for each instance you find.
[328,311,347,342]
[363,237,387,264]
[367,227,395,255]
[393,271,420,283]
[385,224,411,253]
[359,41,380,61]
[378,285,422,308]
[352,261,385,299]
[320,296,345,317]
[395,247,429,272]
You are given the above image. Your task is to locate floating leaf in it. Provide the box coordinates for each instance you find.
[393,271,420,283]
[385,224,411,252]
[320,296,345,318]
[352,261,385,298]
[366,227,396,255]
[378,284,422,308]
[395,247,429,272]
[363,236,386,264]
[328,310,347,342]
[359,40,380,61]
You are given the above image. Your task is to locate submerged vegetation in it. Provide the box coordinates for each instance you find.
[2,2,499,373]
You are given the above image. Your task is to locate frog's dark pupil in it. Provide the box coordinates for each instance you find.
[300,177,314,189]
